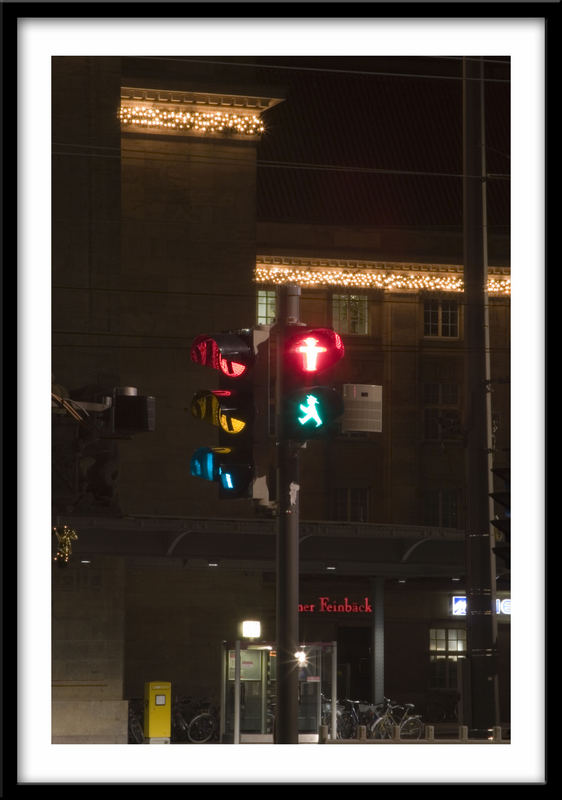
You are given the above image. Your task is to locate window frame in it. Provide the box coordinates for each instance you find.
[428,626,467,690]
[332,486,370,522]
[424,488,460,529]
[256,288,277,326]
[423,299,460,339]
[331,293,369,336]
[422,381,462,443]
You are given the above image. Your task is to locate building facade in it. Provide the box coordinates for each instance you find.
[51,56,510,743]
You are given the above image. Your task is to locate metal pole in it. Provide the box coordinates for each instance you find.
[331,641,337,740]
[370,577,385,704]
[234,639,241,744]
[275,284,301,744]
[462,56,499,738]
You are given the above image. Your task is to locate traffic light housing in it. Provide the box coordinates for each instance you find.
[189,329,265,499]
[490,465,510,569]
[282,327,345,440]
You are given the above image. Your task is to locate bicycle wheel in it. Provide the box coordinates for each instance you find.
[128,718,144,744]
[371,716,395,740]
[338,712,355,740]
[187,712,215,743]
[172,711,190,743]
[400,716,424,740]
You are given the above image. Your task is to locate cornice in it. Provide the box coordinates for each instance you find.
[255,255,511,296]
[119,85,283,138]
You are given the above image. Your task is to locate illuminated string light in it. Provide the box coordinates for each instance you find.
[254,263,510,296]
[119,105,265,136]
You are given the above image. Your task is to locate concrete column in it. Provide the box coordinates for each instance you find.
[370,577,385,704]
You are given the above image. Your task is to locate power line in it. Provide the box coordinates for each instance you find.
[140,56,511,84]
[52,143,510,181]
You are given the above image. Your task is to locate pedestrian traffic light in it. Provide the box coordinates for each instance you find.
[490,465,510,569]
[284,386,344,440]
[282,327,345,440]
[285,327,344,375]
[189,328,268,499]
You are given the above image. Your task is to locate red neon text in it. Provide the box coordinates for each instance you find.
[298,597,372,614]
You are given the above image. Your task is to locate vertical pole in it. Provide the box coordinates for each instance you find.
[463,56,499,738]
[220,641,226,742]
[234,639,241,744]
[275,284,301,744]
[370,577,385,704]
[331,641,338,739]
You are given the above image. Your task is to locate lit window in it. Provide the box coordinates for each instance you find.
[332,294,368,335]
[429,628,466,689]
[257,289,276,325]
[424,300,459,337]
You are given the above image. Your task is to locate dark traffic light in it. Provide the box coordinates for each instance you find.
[282,327,345,440]
[490,465,510,569]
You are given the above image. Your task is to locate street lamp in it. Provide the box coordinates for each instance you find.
[241,620,261,639]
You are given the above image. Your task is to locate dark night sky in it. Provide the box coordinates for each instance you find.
[123,55,510,232]
[250,56,510,230]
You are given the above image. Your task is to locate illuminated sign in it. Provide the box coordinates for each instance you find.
[298,596,372,614]
[451,596,511,616]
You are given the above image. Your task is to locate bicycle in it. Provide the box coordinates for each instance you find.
[128,699,145,744]
[371,698,424,740]
[172,696,219,743]
[187,704,219,743]
[338,698,383,739]
[321,693,345,739]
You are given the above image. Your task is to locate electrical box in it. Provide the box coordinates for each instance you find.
[341,384,382,433]
[144,681,171,742]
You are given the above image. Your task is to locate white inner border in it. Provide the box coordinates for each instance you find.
[18,17,545,785]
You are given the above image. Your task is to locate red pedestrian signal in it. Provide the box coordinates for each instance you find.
[281,327,345,440]
[285,328,344,375]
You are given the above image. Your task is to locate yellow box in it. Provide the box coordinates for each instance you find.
[144,681,171,739]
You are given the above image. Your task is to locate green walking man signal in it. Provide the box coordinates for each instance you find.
[298,394,323,427]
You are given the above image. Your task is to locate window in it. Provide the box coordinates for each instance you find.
[257,289,276,325]
[424,300,459,337]
[429,628,466,689]
[332,294,368,335]
[424,489,460,528]
[423,382,461,441]
[333,487,369,522]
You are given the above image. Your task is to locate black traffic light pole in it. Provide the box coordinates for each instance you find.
[274,284,301,744]
[463,56,500,737]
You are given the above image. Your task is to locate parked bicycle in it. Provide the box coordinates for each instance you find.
[172,696,220,744]
[371,697,424,740]
[338,698,384,739]
[320,693,345,738]
[128,698,145,744]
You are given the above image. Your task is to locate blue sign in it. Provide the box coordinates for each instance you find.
[452,596,467,616]
[451,596,511,616]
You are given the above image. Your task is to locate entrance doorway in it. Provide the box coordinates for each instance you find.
[337,626,371,701]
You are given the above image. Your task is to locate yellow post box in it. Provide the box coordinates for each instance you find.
[144,681,172,742]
